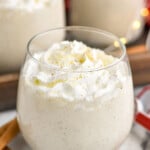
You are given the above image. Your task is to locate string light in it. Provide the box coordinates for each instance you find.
[114,41,119,47]
[132,20,141,30]
[141,8,149,17]
[120,38,127,45]
[114,38,127,47]
[114,7,147,46]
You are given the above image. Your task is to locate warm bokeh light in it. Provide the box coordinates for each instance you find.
[120,37,127,45]
[114,38,127,47]
[141,8,149,17]
[114,41,119,47]
[132,20,141,30]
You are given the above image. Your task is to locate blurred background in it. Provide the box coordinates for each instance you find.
[0,0,150,149]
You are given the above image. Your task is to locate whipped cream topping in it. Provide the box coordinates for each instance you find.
[43,41,117,70]
[24,41,128,102]
[0,0,56,10]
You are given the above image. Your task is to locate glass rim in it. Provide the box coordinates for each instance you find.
[27,26,126,73]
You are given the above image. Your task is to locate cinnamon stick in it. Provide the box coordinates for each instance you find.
[0,118,19,150]
[0,120,13,137]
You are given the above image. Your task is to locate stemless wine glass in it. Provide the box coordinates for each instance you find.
[17,26,150,150]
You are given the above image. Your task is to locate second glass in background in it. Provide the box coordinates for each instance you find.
[70,0,145,43]
[0,0,65,73]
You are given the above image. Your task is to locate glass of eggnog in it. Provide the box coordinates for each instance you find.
[17,26,150,150]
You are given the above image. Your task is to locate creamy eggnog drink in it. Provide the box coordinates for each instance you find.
[0,0,65,72]
[17,28,134,150]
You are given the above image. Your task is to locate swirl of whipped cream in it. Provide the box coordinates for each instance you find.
[24,41,128,102]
